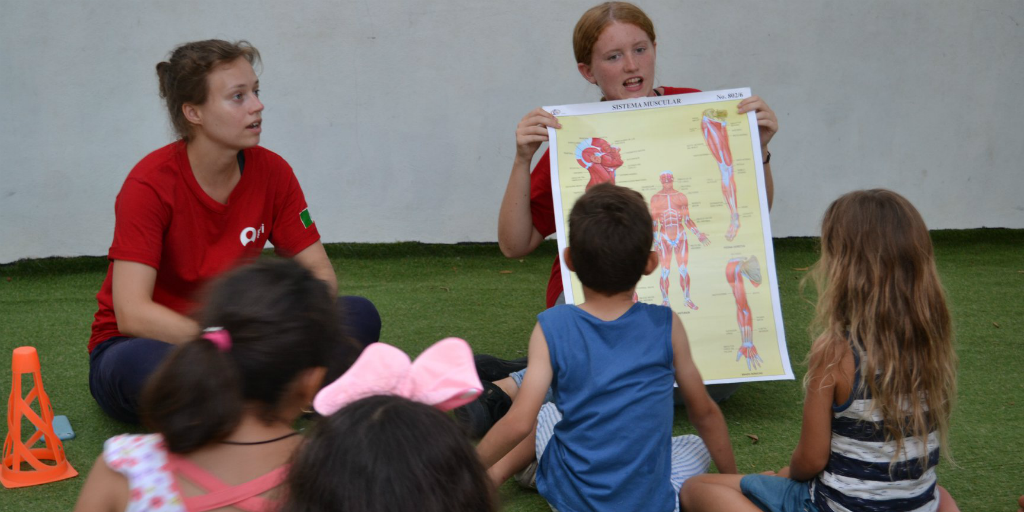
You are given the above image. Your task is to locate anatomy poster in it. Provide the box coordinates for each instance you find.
[547,88,793,384]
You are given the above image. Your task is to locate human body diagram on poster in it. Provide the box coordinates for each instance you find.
[546,88,793,384]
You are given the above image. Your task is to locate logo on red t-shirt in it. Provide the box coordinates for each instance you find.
[240,224,265,246]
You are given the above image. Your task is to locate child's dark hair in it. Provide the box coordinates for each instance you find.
[281,395,496,512]
[568,183,653,294]
[141,259,353,454]
[155,39,261,141]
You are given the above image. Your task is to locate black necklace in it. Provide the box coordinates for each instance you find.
[220,431,301,446]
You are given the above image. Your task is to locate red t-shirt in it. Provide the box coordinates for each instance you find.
[530,87,701,307]
[88,141,321,352]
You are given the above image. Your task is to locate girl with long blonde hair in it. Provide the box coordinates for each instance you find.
[680,189,959,512]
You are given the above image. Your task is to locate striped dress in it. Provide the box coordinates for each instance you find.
[809,350,940,512]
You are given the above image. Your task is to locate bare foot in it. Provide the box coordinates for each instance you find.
[684,298,699,310]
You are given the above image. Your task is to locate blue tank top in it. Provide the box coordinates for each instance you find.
[536,303,676,512]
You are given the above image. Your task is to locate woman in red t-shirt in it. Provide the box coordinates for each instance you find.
[461,1,779,440]
[88,40,379,423]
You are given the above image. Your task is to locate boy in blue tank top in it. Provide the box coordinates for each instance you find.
[477,183,737,512]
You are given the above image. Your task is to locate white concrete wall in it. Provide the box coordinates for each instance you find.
[2,0,1021,263]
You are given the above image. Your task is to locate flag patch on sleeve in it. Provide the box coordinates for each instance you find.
[299,208,314,229]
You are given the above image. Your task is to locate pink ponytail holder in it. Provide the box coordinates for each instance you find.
[202,327,232,352]
[313,337,483,415]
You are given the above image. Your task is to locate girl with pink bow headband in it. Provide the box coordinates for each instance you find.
[281,337,497,512]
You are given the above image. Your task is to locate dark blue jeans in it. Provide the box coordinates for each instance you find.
[89,295,381,423]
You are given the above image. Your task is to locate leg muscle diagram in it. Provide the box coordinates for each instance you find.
[701,109,741,241]
[650,171,710,309]
[726,256,763,370]
[575,138,623,190]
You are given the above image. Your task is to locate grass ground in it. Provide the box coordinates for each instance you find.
[0,230,1021,511]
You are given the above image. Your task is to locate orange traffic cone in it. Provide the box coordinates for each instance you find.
[0,347,77,488]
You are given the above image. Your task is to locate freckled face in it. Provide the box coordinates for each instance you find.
[578,22,657,101]
[188,57,263,149]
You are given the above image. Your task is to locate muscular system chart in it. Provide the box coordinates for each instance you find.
[574,137,622,190]
[546,88,792,384]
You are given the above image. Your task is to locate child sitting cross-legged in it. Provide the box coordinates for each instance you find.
[476,183,737,512]
[680,189,960,512]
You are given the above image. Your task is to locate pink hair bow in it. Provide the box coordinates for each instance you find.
[313,337,483,415]
[202,327,231,352]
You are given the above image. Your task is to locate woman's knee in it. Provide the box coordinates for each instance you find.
[89,337,174,422]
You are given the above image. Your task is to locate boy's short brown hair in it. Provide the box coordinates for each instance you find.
[568,183,653,294]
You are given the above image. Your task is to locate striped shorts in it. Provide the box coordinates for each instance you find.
[535,403,711,512]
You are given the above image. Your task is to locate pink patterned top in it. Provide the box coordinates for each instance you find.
[103,434,289,512]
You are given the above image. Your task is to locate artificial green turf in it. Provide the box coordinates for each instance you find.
[0,230,1021,510]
